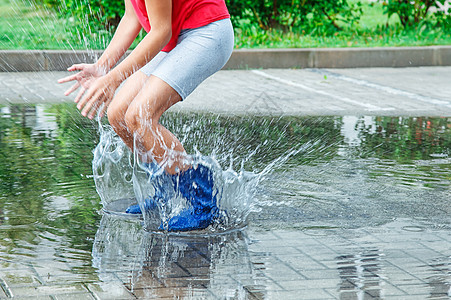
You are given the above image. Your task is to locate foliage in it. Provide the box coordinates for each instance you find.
[383,0,451,28]
[226,0,362,34]
[234,22,451,48]
[33,0,363,36]
[0,104,102,260]
[33,0,123,38]
[3,0,451,50]
[434,3,451,28]
[354,116,451,161]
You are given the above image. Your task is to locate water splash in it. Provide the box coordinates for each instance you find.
[92,124,135,214]
[92,113,332,232]
[92,125,261,232]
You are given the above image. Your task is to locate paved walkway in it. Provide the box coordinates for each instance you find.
[1,217,450,299]
[1,67,451,116]
[0,67,450,299]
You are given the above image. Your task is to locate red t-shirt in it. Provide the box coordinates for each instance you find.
[130,0,230,52]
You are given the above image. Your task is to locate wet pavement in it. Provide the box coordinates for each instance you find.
[1,67,451,116]
[1,215,450,299]
[0,67,450,299]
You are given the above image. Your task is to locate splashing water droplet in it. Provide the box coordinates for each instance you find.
[92,113,325,233]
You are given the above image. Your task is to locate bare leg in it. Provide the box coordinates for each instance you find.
[108,71,148,150]
[123,75,187,174]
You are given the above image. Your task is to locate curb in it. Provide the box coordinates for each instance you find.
[225,46,451,69]
[1,46,451,72]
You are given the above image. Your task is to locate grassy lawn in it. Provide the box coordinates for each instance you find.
[235,1,451,48]
[0,0,72,49]
[0,0,113,49]
[1,0,450,50]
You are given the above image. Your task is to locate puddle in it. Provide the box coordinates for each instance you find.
[0,103,450,298]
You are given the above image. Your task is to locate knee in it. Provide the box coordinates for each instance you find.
[124,108,139,133]
[124,105,157,134]
[107,103,126,129]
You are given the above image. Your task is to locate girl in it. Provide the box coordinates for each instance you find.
[59,0,234,230]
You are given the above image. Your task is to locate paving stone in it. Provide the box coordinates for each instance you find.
[395,283,439,296]
[233,277,283,292]
[298,244,342,261]
[248,230,282,242]
[419,239,451,253]
[263,271,306,284]
[265,288,335,300]
[383,296,432,300]
[278,279,340,290]
[87,282,135,300]
[9,296,53,300]
[249,245,301,256]
[0,268,42,287]
[53,293,95,300]
[271,231,326,247]
[404,248,447,262]
[32,264,98,285]
[300,269,340,280]
[132,286,210,299]
[0,260,31,271]
[380,269,424,284]
[433,232,451,242]
[248,255,306,281]
[275,254,328,273]
[10,283,89,297]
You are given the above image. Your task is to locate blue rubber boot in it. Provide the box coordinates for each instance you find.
[125,203,142,214]
[125,162,166,214]
[125,195,158,214]
[127,162,219,232]
[163,164,218,231]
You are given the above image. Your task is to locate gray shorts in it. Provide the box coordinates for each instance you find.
[140,18,234,100]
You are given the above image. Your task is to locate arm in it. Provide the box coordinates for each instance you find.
[108,0,172,82]
[95,0,143,73]
[74,0,173,119]
[58,0,142,99]
[58,0,144,104]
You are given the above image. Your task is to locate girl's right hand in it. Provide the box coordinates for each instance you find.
[58,63,107,104]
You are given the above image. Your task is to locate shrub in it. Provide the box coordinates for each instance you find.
[226,0,362,34]
[35,0,362,36]
[383,0,451,28]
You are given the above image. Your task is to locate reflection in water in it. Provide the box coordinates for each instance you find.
[0,103,450,294]
[336,249,383,299]
[335,246,451,300]
[340,116,451,161]
[426,257,451,298]
[92,213,263,299]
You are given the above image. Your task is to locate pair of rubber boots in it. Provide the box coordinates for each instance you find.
[126,162,218,231]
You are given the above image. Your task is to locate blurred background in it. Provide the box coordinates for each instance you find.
[1,0,450,51]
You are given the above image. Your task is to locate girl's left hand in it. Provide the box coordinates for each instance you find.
[76,74,121,120]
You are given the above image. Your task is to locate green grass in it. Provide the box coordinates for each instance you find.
[234,25,451,48]
[351,0,400,29]
[1,0,450,50]
[235,0,451,48]
[1,0,71,49]
[0,0,115,50]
